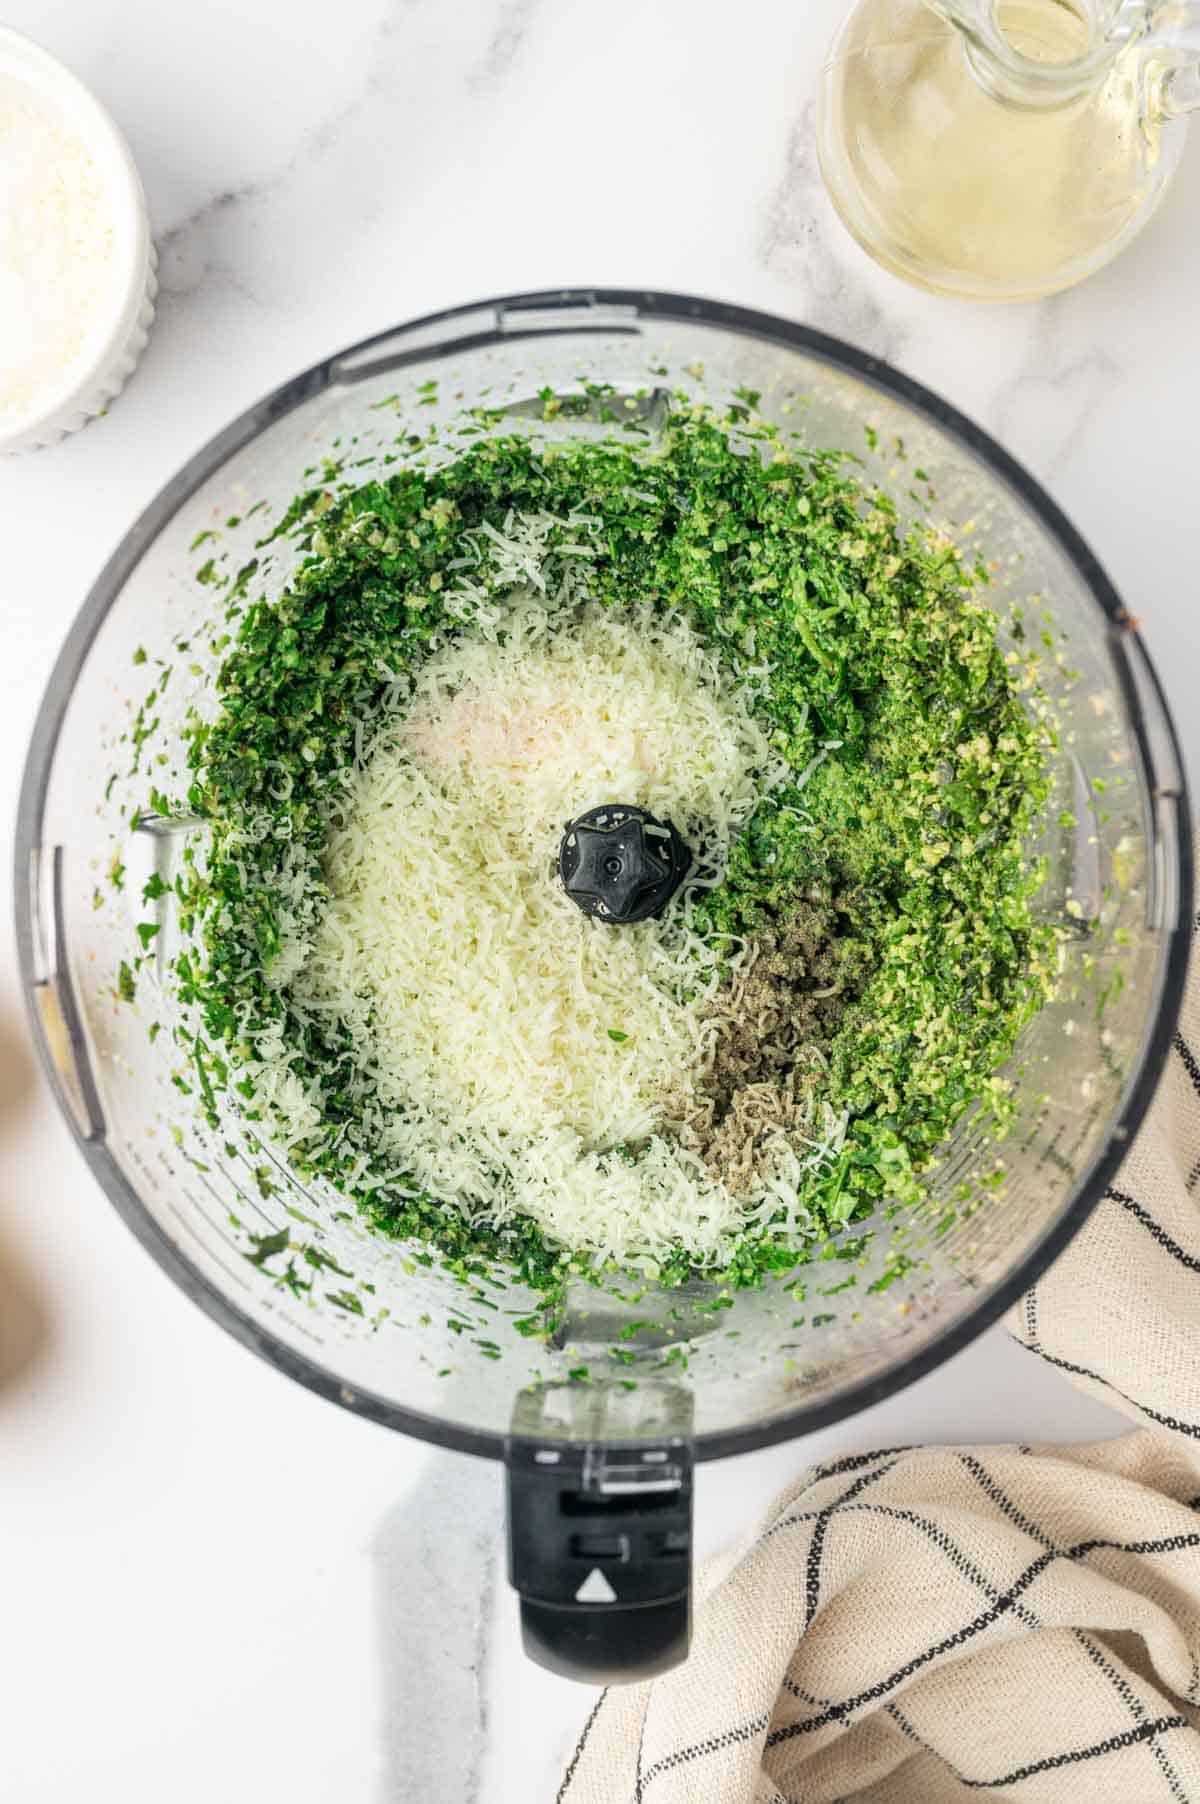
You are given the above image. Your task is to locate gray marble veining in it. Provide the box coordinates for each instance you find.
[758,99,900,362]
[373,1454,501,1802]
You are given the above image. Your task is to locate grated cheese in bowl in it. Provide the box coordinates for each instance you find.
[255,590,790,1265]
[0,28,156,452]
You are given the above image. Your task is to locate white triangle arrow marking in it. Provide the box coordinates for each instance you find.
[575,1566,617,1604]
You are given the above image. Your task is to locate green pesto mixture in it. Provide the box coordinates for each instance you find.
[152,397,1057,1305]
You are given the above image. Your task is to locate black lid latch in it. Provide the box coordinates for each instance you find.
[506,1380,694,1684]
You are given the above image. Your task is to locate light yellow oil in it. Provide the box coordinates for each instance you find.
[996,0,1091,60]
[819,0,1165,299]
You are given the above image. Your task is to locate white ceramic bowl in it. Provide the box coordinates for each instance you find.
[0,27,157,455]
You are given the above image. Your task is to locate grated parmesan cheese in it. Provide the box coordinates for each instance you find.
[0,70,118,423]
[258,584,798,1263]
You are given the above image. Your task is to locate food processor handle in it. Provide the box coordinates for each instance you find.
[506,1419,694,1684]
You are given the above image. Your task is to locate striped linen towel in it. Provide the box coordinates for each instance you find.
[559,937,1200,1802]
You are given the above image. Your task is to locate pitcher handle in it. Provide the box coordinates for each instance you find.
[1136,1,1200,116]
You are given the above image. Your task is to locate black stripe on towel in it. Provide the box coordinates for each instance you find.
[1174,1032,1200,1101]
[1105,1187,1200,1273]
[636,1712,771,1795]
[956,1456,1190,1739]
[763,1528,1200,1746]
[786,1445,917,1499]
[805,1457,901,1629]
[557,1690,608,1803]
[961,1717,1189,1790]
[1073,1632,1190,1804]
[889,1649,1188,1800]
[1013,1339,1200,1440]
[958,1453,1056,1550]
[794,1494,1048,1639]
[1024,1284,1040,1352]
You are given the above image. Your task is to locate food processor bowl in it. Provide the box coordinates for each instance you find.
[16,290,1191,1681]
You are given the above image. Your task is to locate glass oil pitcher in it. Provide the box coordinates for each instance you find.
[818,0,1200,300]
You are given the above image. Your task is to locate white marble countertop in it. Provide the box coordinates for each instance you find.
[2,1,1197,1797]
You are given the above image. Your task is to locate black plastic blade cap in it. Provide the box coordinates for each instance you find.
[519,1594,690,1685]
[559,804,691,924]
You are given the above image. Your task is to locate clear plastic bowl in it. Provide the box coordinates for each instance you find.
[14,290,1192,1672]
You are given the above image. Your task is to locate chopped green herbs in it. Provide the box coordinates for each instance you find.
[138,395,1056,1312]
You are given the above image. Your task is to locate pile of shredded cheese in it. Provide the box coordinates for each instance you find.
[259,586,794,1264]
[0,72,117,423]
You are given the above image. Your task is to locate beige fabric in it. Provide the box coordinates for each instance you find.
[560,932,1200,1802]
